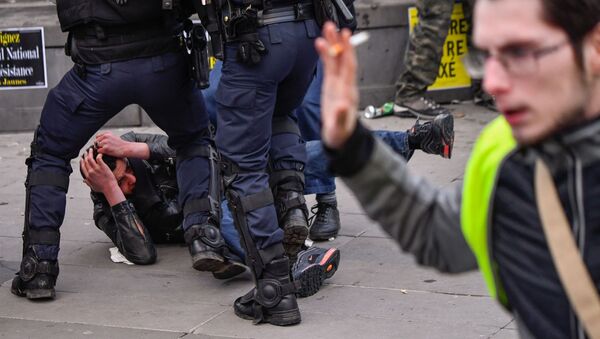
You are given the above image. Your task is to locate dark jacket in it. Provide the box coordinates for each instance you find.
[91,132,184,264]
[57,0,194,64]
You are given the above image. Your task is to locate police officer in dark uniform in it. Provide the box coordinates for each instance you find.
[204,0,323,325]
[11,0,223,300]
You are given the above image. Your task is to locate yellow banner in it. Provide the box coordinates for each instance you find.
[408,2,471,90]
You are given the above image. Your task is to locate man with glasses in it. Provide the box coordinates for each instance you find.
[316,0,600,336]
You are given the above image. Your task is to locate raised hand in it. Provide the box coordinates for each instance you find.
[80,148,118,194]
[315,22,359,150]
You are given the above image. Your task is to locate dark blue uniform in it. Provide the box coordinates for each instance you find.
[12,0,215,300]
[215,7,319,323]
[216,21,318,249]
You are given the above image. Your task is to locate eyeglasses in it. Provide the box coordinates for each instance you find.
[463,41,569,79]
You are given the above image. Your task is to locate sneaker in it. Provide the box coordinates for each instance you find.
[308,203,341,241]
[409,113,454,159]
[292,246,341,298]
[363,102,413,119]
[397,96,452,120]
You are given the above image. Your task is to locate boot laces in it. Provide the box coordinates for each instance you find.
[308,203,334,226]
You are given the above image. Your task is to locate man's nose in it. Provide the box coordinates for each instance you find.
[482,57,511,96]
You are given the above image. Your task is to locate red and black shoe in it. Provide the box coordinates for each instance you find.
[292,246,340,298]
[408,113,454,159]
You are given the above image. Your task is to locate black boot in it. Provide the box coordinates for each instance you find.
[308,202,341,241]
[275,190,309,259]
[184,223,227,272]
[11,250,59,300]
[408,113,454,159]
[234,256,301,326]
[212,251,247,280]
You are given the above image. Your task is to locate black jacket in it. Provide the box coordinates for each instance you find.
[91,132,184,255]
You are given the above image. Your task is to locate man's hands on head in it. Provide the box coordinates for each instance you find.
[95,132,150,160]
[80,148,126,206]
[315,22,359,150]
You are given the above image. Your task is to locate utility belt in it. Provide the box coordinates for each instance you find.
[229,2,315,29]
[66,21,180,66]
[221,0,314,65]
[72,22,171,44]
[224,1,314,42]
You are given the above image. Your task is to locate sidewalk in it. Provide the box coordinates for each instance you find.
[0,104,517,339]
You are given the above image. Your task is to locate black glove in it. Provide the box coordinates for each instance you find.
[113,0,127,5]
[237,40,267,65]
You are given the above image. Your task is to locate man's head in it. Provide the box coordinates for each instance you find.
[80,146,137,195]
[472,0,600,144]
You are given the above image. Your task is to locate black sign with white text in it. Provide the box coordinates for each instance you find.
[0,27,47,90]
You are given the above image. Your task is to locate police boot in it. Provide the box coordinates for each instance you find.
[234,256,301,326]
[11,250,59,300]
[184,223,226,272]
[275,190,309,259]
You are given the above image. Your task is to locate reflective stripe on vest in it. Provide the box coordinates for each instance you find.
[461,116,516,306]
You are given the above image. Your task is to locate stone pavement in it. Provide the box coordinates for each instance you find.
[0,104,517,339]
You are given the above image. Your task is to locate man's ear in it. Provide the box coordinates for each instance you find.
[587,23,600,74]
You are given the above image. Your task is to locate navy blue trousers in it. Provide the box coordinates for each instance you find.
[215,20,320,250]
[30,51,212,260]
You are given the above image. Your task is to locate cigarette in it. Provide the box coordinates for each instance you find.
[328,31,370,57]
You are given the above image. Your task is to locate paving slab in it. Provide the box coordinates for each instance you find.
[0,318,239,339]
[330,236,490,296]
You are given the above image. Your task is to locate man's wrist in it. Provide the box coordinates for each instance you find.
[325,121,375,177]
[124,142,150,160]
[102,182,126,206]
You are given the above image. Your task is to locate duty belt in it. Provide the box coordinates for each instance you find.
[258,2,314,26]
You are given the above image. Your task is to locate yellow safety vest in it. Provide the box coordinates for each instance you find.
[461,116,517,307]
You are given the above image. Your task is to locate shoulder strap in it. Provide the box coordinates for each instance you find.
[535,159,600,339]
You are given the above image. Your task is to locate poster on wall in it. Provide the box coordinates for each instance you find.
[408,2,472,90]
[0,27,47,90]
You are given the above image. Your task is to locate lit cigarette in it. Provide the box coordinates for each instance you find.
[328,31,370,57]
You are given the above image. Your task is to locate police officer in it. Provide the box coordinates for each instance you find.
[207,0,321,326]
[11,0,222,300]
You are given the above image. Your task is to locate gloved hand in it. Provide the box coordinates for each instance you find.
[237,40,267,65]
[113,0,128,5]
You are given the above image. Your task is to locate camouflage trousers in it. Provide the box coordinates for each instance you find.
[395,0,474,102]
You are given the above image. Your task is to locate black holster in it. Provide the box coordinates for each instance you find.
[185,22,211,89]
[190,0,226,60]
